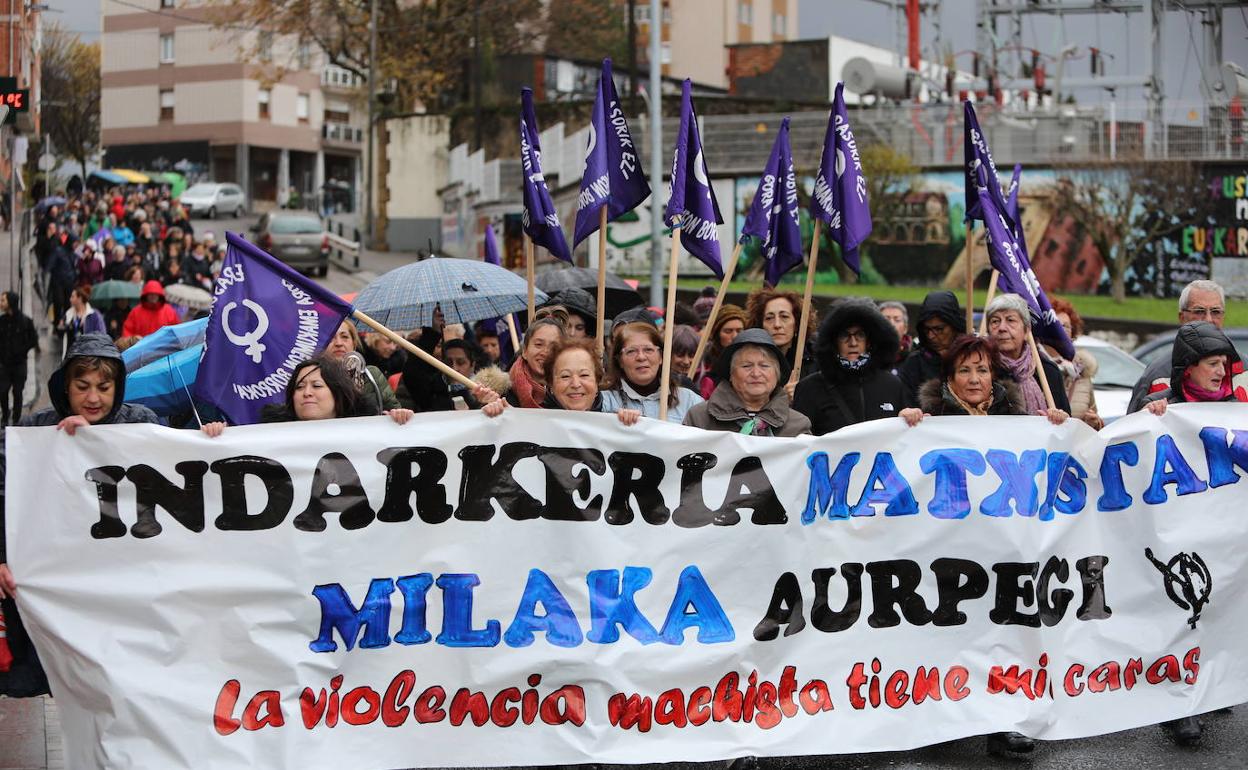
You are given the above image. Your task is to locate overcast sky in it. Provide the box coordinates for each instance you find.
[801,0,1248,122]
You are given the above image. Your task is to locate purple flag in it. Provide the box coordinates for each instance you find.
[809,82,872,274]
[1005,163,1023,226]
[520,88,572,263]
[663,80,724,277]
[963,101,1011,227]
[975,169,1076,360]
[483,223,501,266]
[195,232,354,425]
[572,58,650,248]
[741,117,803,286]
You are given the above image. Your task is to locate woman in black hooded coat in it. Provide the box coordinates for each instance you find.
[793,300,908,435]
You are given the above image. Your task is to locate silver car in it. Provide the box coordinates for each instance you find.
[252,211,330,276]
[1075,335,1145,423]
[179,182,247,219]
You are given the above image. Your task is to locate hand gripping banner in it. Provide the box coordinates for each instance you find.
[7,406,1248,768]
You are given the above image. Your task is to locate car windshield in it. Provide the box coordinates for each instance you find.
[183,184,217,197]
[1081,343,1145,388]
[270,216,322,234]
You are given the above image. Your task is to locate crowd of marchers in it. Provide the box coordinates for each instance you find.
[0,189,1244,759]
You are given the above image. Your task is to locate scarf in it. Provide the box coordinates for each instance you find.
[1181,373,1234,403]
[508,357,547,409]
[946,382,991,416]
[1001,345,1047,415]
[838,352,872,372]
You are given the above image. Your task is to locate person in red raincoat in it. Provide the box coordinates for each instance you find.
[121,280,180,338]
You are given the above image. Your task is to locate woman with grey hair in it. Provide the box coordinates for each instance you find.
[984,293,1070,414]
[683,328,811,437]
[877,300,913,354]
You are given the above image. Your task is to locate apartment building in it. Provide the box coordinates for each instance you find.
[635,0,798,90]
[100,0,365,211]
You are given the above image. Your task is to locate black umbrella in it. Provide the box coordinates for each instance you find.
[535,267,644,319]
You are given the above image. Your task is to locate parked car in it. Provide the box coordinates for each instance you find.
[179,182,247,219]
[252,210,330,276]
[1075,335,1145,423]
[1132,327,1248,367]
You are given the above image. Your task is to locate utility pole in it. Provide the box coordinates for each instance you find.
[365,0,377,248]
[472,0,482,151]
[627,0,638,116]
[647,0,661,308]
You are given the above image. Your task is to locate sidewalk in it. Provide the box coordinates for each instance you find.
[0,697,62,770]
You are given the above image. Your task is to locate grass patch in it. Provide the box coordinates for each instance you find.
[656,279,1248,326]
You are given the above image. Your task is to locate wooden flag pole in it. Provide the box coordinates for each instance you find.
[659,224,683,422]
[596,207,609,356]
[789,220,822,385]
[687,240,743,378]
[965,225,976,334]
[1025,327,1057,411]
[505,313,521,351]
[977,269,1000,336]
[524,234,536,326]
[353,309,480,392]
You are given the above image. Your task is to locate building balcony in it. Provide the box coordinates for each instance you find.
[322,122,364,148]
[322,65,364,91]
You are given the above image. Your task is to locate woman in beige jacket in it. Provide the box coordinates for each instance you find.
[1048,298,1102,429]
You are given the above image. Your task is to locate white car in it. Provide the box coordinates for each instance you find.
[179,182,247,219]
[1074,335,1145,423]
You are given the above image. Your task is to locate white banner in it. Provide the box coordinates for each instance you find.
[7,406,1248,768]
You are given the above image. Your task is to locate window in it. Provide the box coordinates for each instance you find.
[159,33,174,64]
[297,41,312,70]
[633,4,648,23]
[159,89,174,121]
[324,99,350,124]
[160,0,174,7]
[296,93,309,122]
[258,88,270,120]
[773,13,785,36]
[660,42,671,65]
[738,1,752,24]
[258,32,273,62]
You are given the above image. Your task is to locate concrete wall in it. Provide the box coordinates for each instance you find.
[382,114,451,252]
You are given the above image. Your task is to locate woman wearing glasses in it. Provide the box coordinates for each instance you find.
[793,300,908,435]
[599,322,703,422]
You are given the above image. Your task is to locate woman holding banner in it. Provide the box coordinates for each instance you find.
[503,318,566,409]
[793,300,907,435]
[745,288,818,394]
[0,333,160,698]
[482,339,640,425]
[984,294,1071,414]
[683,328,810,437]
[1141,322,1248,413]
[600,322,703,423]
[248,355,413,425]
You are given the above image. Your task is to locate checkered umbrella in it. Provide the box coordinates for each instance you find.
[353,256,548,330]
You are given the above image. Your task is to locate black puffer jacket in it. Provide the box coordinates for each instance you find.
[793,300,907,435]
[898,291,966,406]
[917,378,1026,416]
[1142,321,1246,406]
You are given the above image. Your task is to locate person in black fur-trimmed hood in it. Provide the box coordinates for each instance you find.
[793,299,908,435]
[1140,321,1248,415]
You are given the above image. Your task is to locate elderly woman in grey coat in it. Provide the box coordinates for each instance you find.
[984,293,1071,414]
[683,328,811,437]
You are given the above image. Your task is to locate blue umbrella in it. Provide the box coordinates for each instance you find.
[122,317,209,373]
[35,195,67,214]
[353,256,548,329]
[125,344,202,417]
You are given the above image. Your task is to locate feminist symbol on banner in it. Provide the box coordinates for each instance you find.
[1145,548,1213,629]
[221,299,269,363]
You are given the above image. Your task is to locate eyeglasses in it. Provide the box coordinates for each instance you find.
[1184,307,1225,320]
[920,324,951,336]
[837,329,867,343]
[621,345,660,359]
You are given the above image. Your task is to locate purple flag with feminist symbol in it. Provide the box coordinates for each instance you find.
[573,58,650,248]
[483,223,501,266]
[663,79,724,278]
[975,168,1076,360]
[741,117,803,287]
[963,101,1011,227]
[195,232,354,425]
[520,88,572,263]
[809,82,872,275]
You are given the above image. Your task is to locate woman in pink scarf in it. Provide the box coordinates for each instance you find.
[984,293,1071,415]
[1142,321,1248,415]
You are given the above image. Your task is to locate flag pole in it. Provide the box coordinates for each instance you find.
[505,313,521,351]
[977,269,1000,336]
[965,226,975,334]
[1025,327,1057,411]
[524,234,536,326]
[789,220,821,385]
[353,309,481,392]
[659,223,682,422]
[596,207,609,355]
[687,240,742,377]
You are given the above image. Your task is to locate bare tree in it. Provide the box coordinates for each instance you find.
[41,24,100,183]
[1050,161,1216,302]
